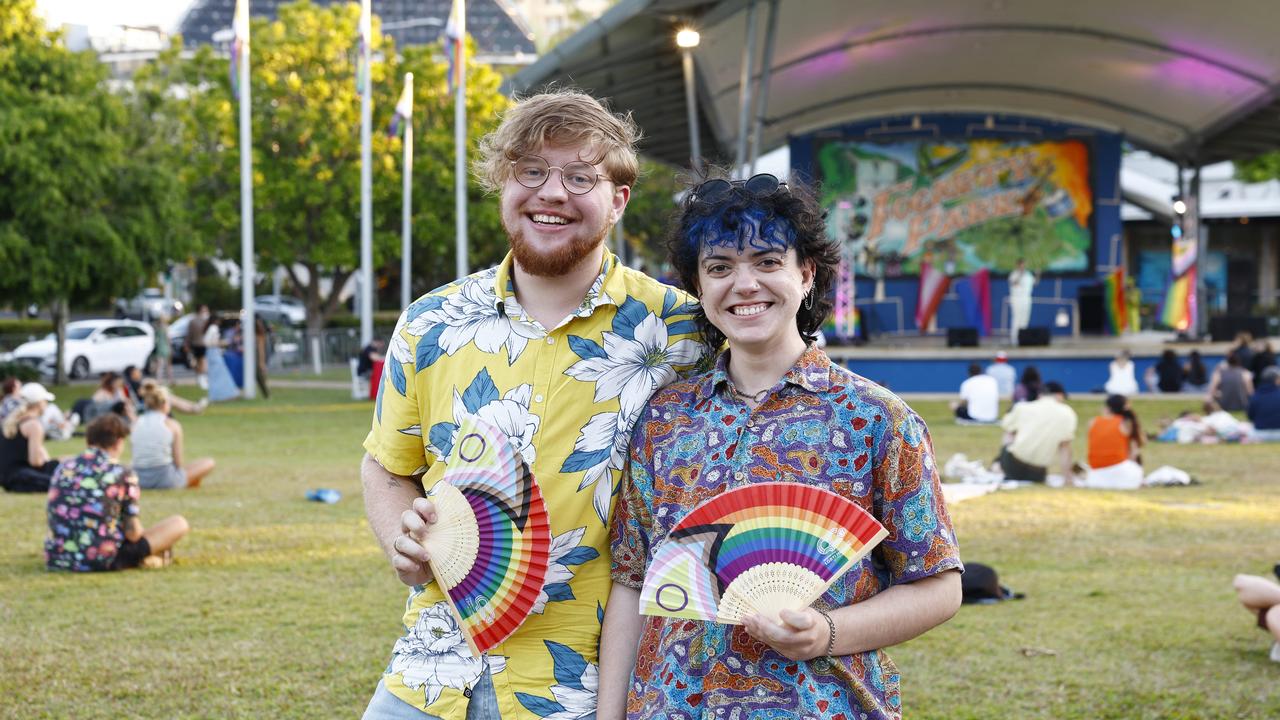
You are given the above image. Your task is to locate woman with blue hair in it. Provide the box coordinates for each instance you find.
[599,175,963,720]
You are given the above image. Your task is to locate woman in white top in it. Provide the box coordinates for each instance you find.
[1104,349,1139,397]
[132,382,216,489]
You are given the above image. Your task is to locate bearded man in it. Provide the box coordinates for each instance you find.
[359,90,704,720]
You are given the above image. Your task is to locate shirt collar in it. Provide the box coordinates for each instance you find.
[703,342,832,399]
[491,250,622,319]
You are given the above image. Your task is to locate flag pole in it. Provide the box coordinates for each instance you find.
[454,0,468,278]
[359,0,374,348]
[237,0,257,399]
[401,72,414,310]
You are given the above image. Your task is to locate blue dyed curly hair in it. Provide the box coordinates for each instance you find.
[665,177,840,353]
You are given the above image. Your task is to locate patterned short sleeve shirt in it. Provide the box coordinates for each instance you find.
[364,251,704,720]
[45,448,139,572]
[611,345,962,720]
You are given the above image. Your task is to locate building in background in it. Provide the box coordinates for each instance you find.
[505,0,612,51]
[180,0,535,65]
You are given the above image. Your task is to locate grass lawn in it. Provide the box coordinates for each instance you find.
[1,390,1277,718]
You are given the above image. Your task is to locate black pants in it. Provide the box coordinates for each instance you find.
[1,460,59,493]
[997,446,1047,483]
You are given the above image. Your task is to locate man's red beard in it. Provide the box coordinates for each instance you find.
[505,216,612,277]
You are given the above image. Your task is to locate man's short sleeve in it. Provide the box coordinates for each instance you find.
[871,410,962,585]
[362,319,428,477]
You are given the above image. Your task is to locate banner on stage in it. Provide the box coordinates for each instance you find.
[818,138,1094,276]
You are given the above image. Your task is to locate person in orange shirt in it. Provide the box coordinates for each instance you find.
[1083,394,1144,489]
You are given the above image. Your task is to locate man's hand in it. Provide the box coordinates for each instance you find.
[390,497,438,586]
[742,608,827,661]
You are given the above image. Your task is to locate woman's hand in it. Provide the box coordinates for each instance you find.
[742,608,827,662]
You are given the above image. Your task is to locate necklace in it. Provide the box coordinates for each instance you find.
[730,384,770,404]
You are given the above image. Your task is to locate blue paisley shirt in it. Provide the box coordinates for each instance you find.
[611,345,962,720]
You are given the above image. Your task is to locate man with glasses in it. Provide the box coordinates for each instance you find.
[360,89,705,719]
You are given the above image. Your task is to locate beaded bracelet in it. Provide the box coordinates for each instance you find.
[815,608,836,656]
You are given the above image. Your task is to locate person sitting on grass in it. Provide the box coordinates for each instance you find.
[1082,394,1145,489]
[1247,366,1280,442]
[997,380,1078,484]
[1233,571,1280,663]
[0,377,21,421]
[138,378,206,416]
[83,372,135,425]
[46,414,188,571]
[131,383,216,490]
[952,363,1000,423]
[0,383,62,493]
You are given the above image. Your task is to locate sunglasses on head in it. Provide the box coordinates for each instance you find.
[689,174,788,205]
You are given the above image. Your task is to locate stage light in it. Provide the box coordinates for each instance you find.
[1172,198,1187,215]
[1055,307,1070,328]
[676,28,700,48]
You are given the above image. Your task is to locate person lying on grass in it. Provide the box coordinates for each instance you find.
[45,414,188,572]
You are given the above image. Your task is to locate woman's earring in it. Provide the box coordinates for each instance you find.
[804,288,814,310]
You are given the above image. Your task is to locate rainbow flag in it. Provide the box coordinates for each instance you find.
[230,0,249,100]
[1161,265,1196,331]
[915,260,950,333]
[444,0,465,93]
[1104,268,1127,335]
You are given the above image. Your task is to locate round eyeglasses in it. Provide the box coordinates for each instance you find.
[689,174,788,205]
[510,156,611,195]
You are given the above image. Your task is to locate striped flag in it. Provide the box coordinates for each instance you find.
[356,0,371,93]
[388,75,413,136]
[915,260,950,333]
[1161,266,1195,332]
[955,268,991,336]
[230,0,249,100]
[1104,268,1127,335]
[444,0,465,93]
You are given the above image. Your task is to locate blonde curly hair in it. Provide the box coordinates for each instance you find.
[473,88,641,194]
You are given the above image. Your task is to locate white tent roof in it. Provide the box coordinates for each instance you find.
[509,0,1280,167]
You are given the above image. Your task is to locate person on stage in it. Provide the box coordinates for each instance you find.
[1008,257,1035,344]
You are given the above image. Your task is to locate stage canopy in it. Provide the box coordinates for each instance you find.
[507,0,1280,168]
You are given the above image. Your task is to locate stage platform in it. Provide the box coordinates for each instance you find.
[823,331,1250,394]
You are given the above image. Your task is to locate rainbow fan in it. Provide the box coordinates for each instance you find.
[422,414,551,656]
[640,482,887,625]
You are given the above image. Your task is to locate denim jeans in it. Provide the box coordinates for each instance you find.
[361,669,500,720]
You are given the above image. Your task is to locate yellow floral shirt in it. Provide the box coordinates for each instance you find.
[364,251,704,719]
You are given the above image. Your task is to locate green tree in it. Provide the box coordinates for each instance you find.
[0,0,190,382]
[172,0,509,333]
[623,157,686,273]
[1236,151,1280,184]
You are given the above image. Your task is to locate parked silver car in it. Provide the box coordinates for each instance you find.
[115,288,184,321]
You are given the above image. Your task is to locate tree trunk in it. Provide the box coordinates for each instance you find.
[53,298,68,386]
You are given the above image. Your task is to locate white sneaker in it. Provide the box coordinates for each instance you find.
[1271,641,1280,663]
[197,374,208,389]
[195,398,209,413]
[68,412,80,427]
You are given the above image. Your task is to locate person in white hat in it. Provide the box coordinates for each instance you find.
[0,382,61,492]
[986,351,1017,402]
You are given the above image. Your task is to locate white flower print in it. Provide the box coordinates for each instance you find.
[564,312,702,420]
[530,527,599,614]
[451,384,540,465]
[542,662,598,719]
[390,601,508,707]
[409,277,541,365]
[561,409,635,524]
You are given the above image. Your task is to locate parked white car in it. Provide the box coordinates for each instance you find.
[253,295,306,326]
[2,319,155,379]
[115,288,184,321]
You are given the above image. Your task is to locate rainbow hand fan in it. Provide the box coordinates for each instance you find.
[422,414,551,656]
[640,482,887,625]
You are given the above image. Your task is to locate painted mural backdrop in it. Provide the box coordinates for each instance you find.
[817,138,1094,275]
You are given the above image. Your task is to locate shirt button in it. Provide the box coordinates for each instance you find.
[734,471,745,481]
[747,419,756,429]
[545,337,555,345]
[534,394,544,403]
